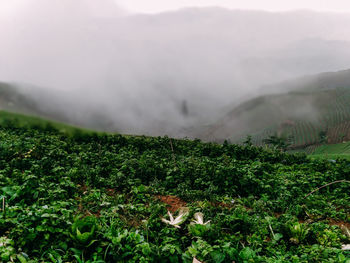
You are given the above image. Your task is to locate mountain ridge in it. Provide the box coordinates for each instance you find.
[197,68,350,148]
[2,6,350,136]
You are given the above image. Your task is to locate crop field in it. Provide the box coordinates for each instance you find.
[233,87,350,150]
[286,121,319,147]
[0,113,349,262]
[310,141,350,160]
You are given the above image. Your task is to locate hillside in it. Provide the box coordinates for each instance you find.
[0,114,349,262]
[0,82,117,132]
[200,69,350,149]
[0,110,98,137]
[0,82,41,114]
[3,6,350,137]
[309,141,350,160]
[0,82,74,125]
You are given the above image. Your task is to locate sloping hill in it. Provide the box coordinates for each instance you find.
[3,6,350,137]
[200,69,350,148]
[0,82,76,123]
[310,141,350,160]
[0,82,117,132]
[0,82,41,113]
[0,115,349,262]
[0,109,97,136]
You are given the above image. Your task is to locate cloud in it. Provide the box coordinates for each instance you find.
[113,0,350,14]
[1,4,350,136]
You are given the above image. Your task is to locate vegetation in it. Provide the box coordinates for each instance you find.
[0,110,97,136]
[206,85,350,152]
[263,134,291,152]
[0,113,349,262]
[309,141,350,160]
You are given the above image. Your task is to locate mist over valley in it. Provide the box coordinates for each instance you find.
[2,0,350,138]
[2,2,350,261]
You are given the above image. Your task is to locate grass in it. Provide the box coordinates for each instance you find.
[309,141,350,160]
[310,154,350,160]
[0,110,99,136]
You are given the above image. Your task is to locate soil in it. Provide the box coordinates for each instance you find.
[328,218,350,229]
[156,195,187,213]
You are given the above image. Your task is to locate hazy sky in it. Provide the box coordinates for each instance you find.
[1,0,350,17]
[2,0,350,137]
[115,0,350,13]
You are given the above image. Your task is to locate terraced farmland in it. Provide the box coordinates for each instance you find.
[211,87,350,150]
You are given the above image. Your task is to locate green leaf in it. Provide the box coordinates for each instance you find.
[274,233,283,241]
[211,251,225,263]
[17,253,28,263]
[239,247,255,260]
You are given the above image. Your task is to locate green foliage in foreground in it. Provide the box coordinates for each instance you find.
[0,123,349,262]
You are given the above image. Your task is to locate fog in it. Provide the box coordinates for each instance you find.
[1,0,350,136]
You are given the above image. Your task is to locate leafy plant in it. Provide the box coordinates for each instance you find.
[288,222,310,244]
[188,212,212,238]
[317,228,341,247]
[0,236,16,262]
[0,117,349,261]
[70,216,98,247]
[263,134,291,152]
[0,236,29,262]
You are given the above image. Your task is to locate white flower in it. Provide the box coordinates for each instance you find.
[193,258,202,263]
[342,244,350,250]
[161,208,189,228]
[192,212,210,225]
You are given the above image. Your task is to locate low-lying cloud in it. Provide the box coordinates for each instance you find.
[1,1,350,136]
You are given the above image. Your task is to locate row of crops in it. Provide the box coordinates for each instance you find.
[0,119,349,262]
[238,87,350,149]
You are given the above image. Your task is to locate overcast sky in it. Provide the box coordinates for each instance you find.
[1,0,350,17]
[115,0,350,14]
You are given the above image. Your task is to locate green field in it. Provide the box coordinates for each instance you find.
[311,154,350,160]
[0,112,349,262]
[0,110,98,136]
[309,141,350,160]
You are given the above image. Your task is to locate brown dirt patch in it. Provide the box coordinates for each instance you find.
[156,195,187,213]
[328,218,350,229]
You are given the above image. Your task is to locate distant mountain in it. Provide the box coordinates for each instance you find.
[197,69,350,149]
[265,68,350,92]
[0,82,41,114]
[2,6,350,136]
[0,82,117,131]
